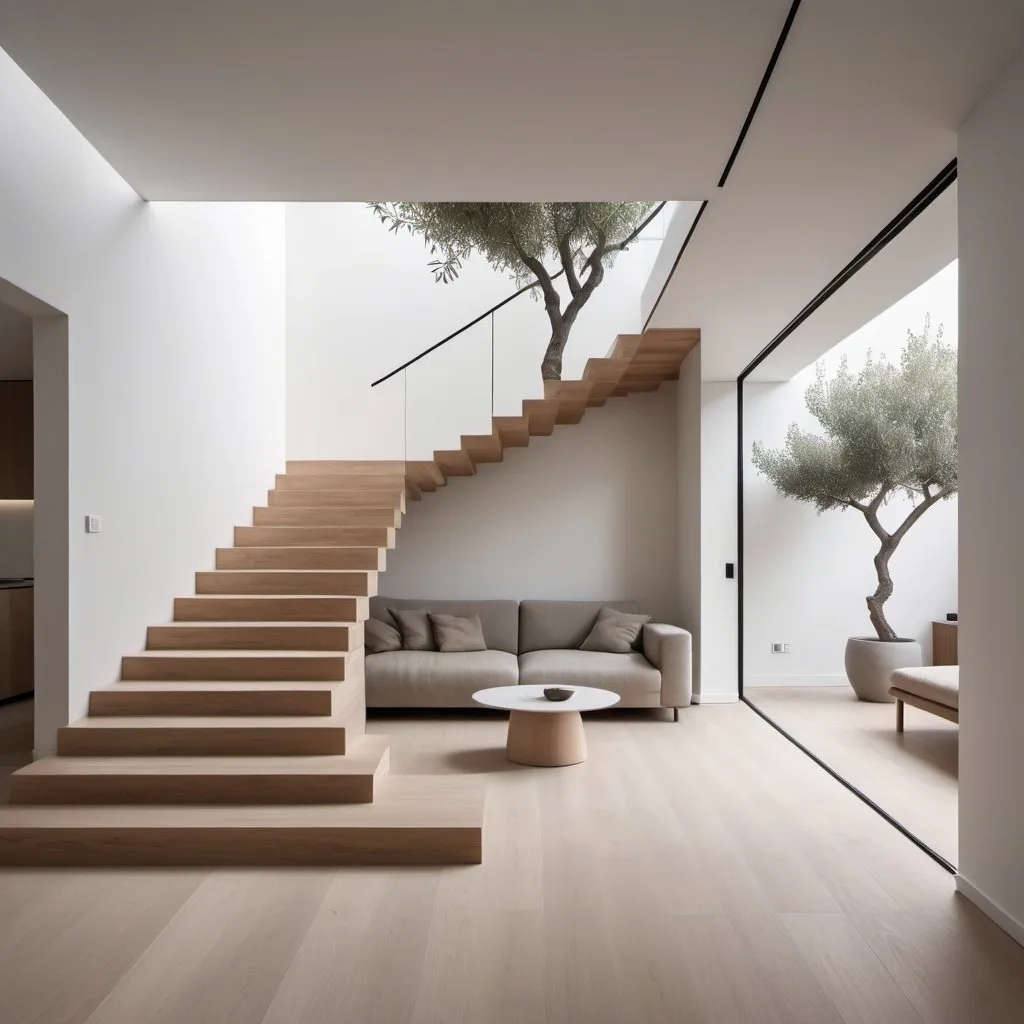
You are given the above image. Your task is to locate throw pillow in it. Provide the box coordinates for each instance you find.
[364,617,402,654]
[430,613,487,653]
[387,607,436,651]
[580,606,652,654]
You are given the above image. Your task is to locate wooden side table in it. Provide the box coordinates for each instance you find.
[932,620,958,666]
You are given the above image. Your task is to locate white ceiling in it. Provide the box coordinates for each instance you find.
[0,1,1022,378]
[0,0,793,200]
[649,0,1024,377]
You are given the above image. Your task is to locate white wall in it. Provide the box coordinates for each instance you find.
[377,386,680,624]
[286,204,664,461]
[697,381,738,701]
[957,49,1024,946]
[0,49,287,753]
[744,264,959,685]
[677,349,702,686]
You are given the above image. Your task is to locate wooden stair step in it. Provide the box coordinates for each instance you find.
[544,380,593,424]
[57,711,355,757]
[268,489,405,510]
[89,681,341,717]
[433,449,476,476]
[121,650,355,682]
[195,570,376,596]
[216,547,385,571]
[148,622,358,651]
[405,461,446,492]
[0,775,484,865]
[492,416,531,448]
[405,477,423,501]
[277,473,407,492]
[234,525,395,548]
[460,434,503,464]
[521,399,558,435]
[9,736,391,806]
[253,507,401,528]
[285,460,406,477]
[174,595,368,622]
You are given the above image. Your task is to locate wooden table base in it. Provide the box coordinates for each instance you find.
[505,709,587,767]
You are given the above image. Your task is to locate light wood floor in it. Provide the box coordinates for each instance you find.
[1,698,1022,1024]
[746,686,958,865]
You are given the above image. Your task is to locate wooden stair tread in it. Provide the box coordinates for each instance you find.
[16,737,390,777]
[64,712,351,730]
[0,776,482,828]
[95,680,343,693]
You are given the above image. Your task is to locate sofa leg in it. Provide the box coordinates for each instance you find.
[896,699,904,733]
[673,707,679,723]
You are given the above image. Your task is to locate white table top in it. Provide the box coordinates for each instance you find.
[473,684,621,714]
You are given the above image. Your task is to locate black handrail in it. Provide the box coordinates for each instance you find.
[370,201,667,387]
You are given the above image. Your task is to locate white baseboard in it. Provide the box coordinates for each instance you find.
[692,693,739,705]
[956,874,1024,948]
[744,674,849,688]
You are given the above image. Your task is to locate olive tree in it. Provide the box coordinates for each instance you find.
[368,202,657,380]
[751,322,958,641]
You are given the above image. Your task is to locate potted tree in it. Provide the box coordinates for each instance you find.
[751,321,958,701]
[369,202,656,380]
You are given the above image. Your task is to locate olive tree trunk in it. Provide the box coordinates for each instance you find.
[860,485,952,641]
[866,541,898,641]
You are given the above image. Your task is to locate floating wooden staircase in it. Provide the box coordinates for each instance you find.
[0,327,696,865]
[403,328,699,496]
[0,462,482,866]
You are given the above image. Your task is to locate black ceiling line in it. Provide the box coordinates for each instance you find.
[738,158,958,383]
[641,201,708,332]
[642,0,804,332]
[718,0,804,189]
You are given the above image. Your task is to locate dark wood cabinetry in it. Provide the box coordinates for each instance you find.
[0,381,33,499]
[0,586,33,701]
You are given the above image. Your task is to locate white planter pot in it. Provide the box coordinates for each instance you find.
[844,637,922,702]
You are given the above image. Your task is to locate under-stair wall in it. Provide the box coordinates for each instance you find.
[380,385,681,623]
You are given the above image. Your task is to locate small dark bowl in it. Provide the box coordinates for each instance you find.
[543,687,574,702]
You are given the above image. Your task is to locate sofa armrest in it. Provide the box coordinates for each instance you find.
[642,624,692,708]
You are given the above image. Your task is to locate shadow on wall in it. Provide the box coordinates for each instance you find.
[379,385,682,625]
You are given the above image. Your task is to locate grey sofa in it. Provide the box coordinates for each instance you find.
[365,598,692,717]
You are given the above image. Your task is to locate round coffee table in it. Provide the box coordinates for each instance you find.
[473,684,620,767]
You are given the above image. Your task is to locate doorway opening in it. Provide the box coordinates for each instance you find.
[0,277,68,782]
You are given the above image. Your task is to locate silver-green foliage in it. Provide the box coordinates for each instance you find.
[368,202,655,380]
[751,321,958,640]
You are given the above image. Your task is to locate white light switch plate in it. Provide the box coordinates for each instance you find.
[85,515,102,534]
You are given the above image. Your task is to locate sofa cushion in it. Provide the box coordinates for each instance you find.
[580,607,652,654]
[371,598,519,654]
[890,666,959,709]
[366,650,519,707]
[519,600,640,653]
[518,649,661,706]
[430,613,487,653]
[365,617,402,654]
[388,607,436,651]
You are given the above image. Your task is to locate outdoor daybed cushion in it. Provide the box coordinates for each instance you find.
[518,650,662,704]
[365,650,519,707]
[889,665,960,710]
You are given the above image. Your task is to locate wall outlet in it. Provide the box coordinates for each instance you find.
[85,515,102,534]
[771,642,790,654]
